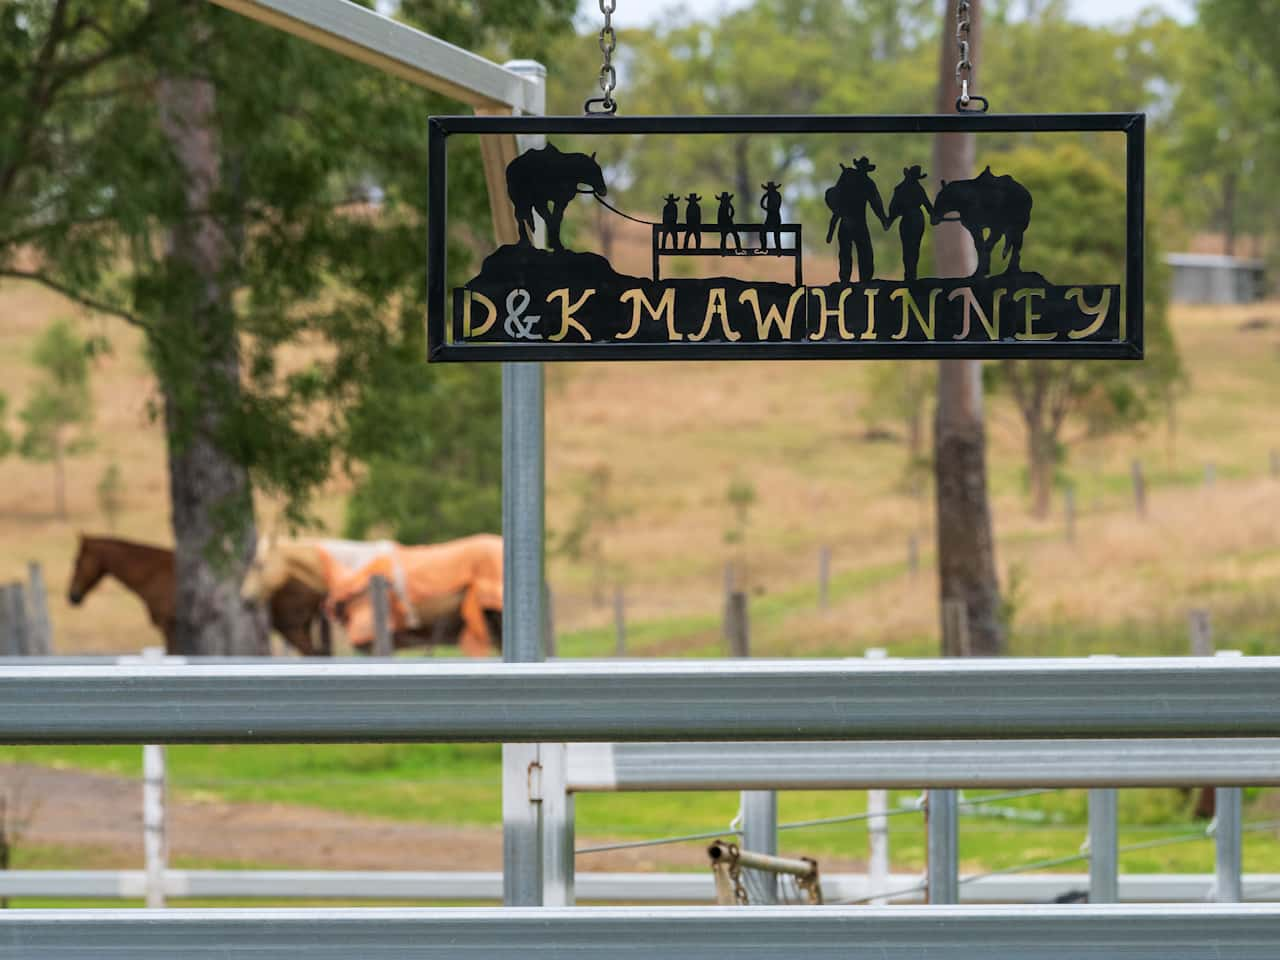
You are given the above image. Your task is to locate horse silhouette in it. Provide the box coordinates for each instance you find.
[931,166,1032,277]
[506,144,607,251]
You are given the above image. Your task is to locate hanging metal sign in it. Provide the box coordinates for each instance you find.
[427,114,1144,362]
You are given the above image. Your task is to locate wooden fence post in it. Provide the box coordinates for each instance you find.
[0,585,16,657]
[369,574,393,657]
[725,591,750,659]
[3,585,28,659]
[1189,609,1213,657]
[1131,459,1146,519]
[613,586,626,657]
[817,546,831,610]
[941,598,970,658]
[25,562,51,656]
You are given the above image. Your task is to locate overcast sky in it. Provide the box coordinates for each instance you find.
[610,0,1194,27]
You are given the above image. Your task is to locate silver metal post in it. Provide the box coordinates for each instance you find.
[500,57,547,909]
[741,791,778,904]
[139,648,168,909]
[1214,787,1243,902]
[370,575,393,657]
[540,743,573,906]
[865,648,890,904]
[927,789,958,904]
[1088,788,1118,903]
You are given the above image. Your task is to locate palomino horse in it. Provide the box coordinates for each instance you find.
[244,536,501,654]
[67,535,330,655]
[328,534,503,656]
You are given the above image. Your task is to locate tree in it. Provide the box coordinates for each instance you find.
[932,0,1004,658]
[552,462,625,606]
[97,461,124,530]
[0,0,573,653]
[989,144,1181,518]
[18,318,94,520]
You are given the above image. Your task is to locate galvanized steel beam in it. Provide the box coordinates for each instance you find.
[566,739,1280,790]
[1,658,1279,744]
[2,905,1278,957]
[5,870,1280,903]
[207,0,540,110]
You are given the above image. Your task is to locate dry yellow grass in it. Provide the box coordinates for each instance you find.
[2,272,1279,656]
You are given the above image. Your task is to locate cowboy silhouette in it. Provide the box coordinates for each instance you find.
[683,193,703,250]
[660,193,679,250]
[759,181,783,252]
[715,191,741,252]
[825,156,889,282]
[887,165,934,282]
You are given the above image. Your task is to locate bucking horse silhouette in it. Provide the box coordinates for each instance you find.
[931,166,1032,277]
[506,144,607,251]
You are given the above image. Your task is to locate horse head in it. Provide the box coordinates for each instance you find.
[931,178,960,226]
[67,534,106,605]
[576,150,607,198]
[241,532,287,602]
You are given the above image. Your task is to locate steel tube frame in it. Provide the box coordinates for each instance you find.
[1089,788,1119,903]
[1216,786,1244,902]
[565,739,1280,790]
[927,789,959,904]
[5,870,1280,904]
[2,658,1278,743]
[6,905,1277,957]
[206,0,540,110]
[740,791,779,903]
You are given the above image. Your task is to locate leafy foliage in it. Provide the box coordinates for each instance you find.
[17,318,95,517]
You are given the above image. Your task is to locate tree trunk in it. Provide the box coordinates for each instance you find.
[1027,420,1054,520]
[932,0,1004,657]
[1222,171,1236,258]
[154,5,266,657]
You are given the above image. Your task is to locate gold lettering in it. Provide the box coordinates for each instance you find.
[809,288,855,340]
[1064,287,1112,340]
[948,286,1005,340]
[547,288,595,342]
[890,288,941,340]
[739,288,805,340]
[690,288,741,342]
[462,290,497,338]
[862,288,879,339]
[619,288,678,340]
[1013,288,1053,340]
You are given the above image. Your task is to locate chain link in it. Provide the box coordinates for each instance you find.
[586,0,619,114]
[954,0,988,112]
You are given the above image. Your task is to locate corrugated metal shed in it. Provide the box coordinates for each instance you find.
[1166,253,1266,304]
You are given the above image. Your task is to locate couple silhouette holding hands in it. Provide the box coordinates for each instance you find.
[826,157,933,283]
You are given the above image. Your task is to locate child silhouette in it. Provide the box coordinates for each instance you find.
[683,193,703,250]
[660,193,679,250]
[887,165,933,282]
[715,191,740,252]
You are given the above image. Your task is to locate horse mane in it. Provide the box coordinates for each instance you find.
[82,535,173,559]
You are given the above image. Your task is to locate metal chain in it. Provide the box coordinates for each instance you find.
[954,1,989,113]
[585,0,619,114]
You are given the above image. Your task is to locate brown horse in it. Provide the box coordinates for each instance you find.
[67,535,330,655]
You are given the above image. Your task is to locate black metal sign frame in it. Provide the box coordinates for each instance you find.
[427,113,1144,362]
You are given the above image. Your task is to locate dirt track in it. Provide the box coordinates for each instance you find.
[0,763,808,874]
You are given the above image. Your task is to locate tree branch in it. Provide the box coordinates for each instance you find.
[0,269,144,328]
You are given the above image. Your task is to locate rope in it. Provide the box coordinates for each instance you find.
[586,191,662,226]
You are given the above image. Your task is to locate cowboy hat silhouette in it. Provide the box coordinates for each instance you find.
[663,193,678,202]
[761,181,782,190]
[686,193,702,201]
[715,191,734,200]
[852,156,876,172]
[903,164,926,180]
